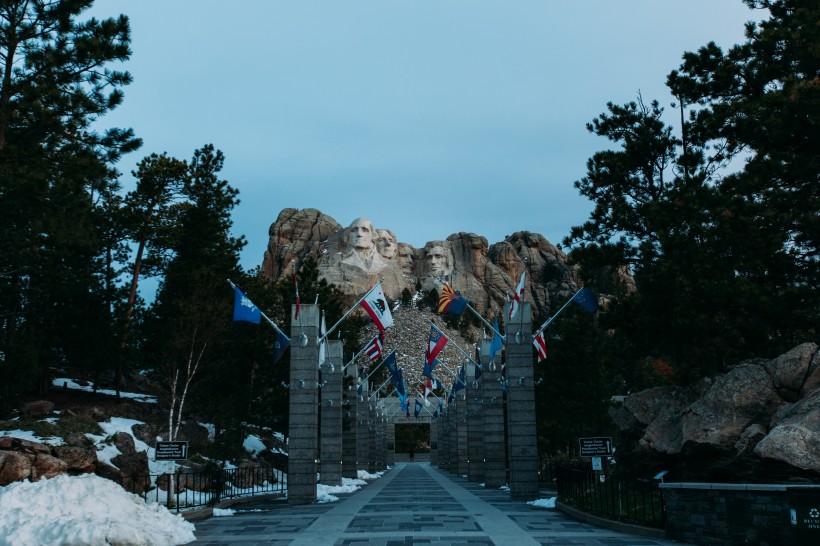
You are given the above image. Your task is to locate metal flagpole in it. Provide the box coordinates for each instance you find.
[532,288,584,338]
[462,302,505,340]
[343,339,374,372]
[367,375,394,401]
[426,318,480,368]
[318,281,384,343]
[226,279,291,342]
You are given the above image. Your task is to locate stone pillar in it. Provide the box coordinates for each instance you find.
[429,418,438,466]
[480,338,505,487]
[447,406,456,473]
[466,360,484,482]
[341,358,358,479]
[356,367,369,473]
[288,304,320,503]
[319,340,343,485]
[375,412,384,470]
[504,302,538,500]
[367,401,377,472]
[386,416,395,466]
[456,390,468,476]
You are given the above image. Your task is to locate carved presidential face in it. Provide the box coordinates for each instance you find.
[426,246,449,276]
[347,218,375,251]
[376,229,397,259]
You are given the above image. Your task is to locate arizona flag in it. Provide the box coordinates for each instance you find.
[359,283,393,331]
[508,271,526,321]
[533,330,547,363]
[427,324,448,365]
[233,287,261,324]
[437,284,467,316]
[364,334,383,362]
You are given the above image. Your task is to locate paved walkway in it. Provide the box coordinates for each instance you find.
[192,462,686,545]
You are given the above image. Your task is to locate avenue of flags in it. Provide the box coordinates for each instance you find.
[230,265,599,406]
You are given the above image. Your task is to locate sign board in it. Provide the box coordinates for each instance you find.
[579,437,614,457]
[155,441,188,461]
[591,457,603,471]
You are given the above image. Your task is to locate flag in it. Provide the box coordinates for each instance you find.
[572,287,598,313]
[382,350,397,376]
[453,365,466,392]
[414,399,422,417]
[359,283,393,331]
[508,271,526,321]
[272,330,290,366]
[533,330,547,363]
[427,324,448,365]
[292,263,300,320]
[474,345,482,380]
[233,286,261,323]
[437,284,467,316]
[363,334,383,362]
[318,312,327,365]
[489,317,503,360]
[357,367,366,397]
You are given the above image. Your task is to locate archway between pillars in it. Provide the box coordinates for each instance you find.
[378,394,433,459]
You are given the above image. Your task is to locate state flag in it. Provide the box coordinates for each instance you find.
[233,287,261,324]
[533,331,547,363]
[359,284,393,331]
[427,324,448,365]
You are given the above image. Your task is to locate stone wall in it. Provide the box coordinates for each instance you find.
[661,483,820,545]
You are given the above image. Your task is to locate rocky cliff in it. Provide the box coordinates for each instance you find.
[261,208,623,319]
[610,342,820,483]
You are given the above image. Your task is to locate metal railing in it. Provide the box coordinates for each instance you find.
[556,466,665,528]
[116,466,286,512]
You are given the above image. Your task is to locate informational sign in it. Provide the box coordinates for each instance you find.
[579,436,614,457]
[155,441,188,461]
[591,457,603,471]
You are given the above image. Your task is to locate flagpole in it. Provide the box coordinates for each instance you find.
[461,302,505,340]
[532,288,584,338]
[342,339,373,372]
[367,375,394,401]
[319,281,384,343]
[426,318,480,368]
[226,279,291,341]
[360,349,396,387]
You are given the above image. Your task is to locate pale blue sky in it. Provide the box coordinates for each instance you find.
[91,1,757,270]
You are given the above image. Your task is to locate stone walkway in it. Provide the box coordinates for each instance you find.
[192,462,686,545]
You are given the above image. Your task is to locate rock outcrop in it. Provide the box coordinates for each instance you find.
[611,342,820,482]
[261,208,628,318]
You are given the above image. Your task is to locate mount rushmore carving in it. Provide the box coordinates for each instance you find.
[261,208,622,318]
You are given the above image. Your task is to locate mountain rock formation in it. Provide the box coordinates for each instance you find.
[261,208,617,319]
[610,342,820,482]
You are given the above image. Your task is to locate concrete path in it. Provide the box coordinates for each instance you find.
[192,462,685,545]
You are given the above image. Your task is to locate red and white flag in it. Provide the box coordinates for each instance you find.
[364,334,383,362]
[359,283,393,331]
[533,330,547,363]
[508,271,526,321]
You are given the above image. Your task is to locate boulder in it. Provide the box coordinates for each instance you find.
[30,453,68,480]
[0,437,50,455]
[21,400,55,417]
[52,445,98,473]
[801,348,820,398]
[113,431,136,455]
[0,451,32,485]
[109,451,150,494]
[765,342,818,401]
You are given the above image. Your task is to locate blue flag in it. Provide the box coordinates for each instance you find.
[489,317,503,360]
[414,399,422,417]
[233,286,261,323]
[453,365,466,392]
[572,287,598,313]
[382,350,397,375]
[474,346,482,380]
[272,330,290,366]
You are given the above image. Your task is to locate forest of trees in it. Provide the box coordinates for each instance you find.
[0,1,816,456]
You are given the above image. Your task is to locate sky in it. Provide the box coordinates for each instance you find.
[88,0,759,271]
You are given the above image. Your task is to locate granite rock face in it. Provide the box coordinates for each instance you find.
[260,208,623,317]
[611,342,820,481]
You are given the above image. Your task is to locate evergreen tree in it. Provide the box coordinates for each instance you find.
[0,0,139,416]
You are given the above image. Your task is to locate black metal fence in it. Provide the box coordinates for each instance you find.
[555,466,665,528]
[117,466,285,512]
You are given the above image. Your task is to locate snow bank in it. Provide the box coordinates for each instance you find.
[0,474,195,546]
[527,497,557,509]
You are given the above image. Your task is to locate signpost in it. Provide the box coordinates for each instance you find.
[155,441,188,461]
[579,437,614,457]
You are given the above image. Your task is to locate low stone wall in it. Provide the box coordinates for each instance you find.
[660,482,820,546]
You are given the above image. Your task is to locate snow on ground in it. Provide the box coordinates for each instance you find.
[527,497,557,509]
[316,477,368,503]
[243,434,267,456]
[0,474,195,546]
[0,429,62,445]
[51,377,158,404]
[357,469,385,480]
